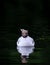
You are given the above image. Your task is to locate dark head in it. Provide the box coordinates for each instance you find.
[20,29,28,38]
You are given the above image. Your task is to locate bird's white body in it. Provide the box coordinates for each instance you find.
[17,36,35,46]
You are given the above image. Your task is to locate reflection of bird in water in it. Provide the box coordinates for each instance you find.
[17,46,35,57]
[16,29,35,63]
[17,46,35,63]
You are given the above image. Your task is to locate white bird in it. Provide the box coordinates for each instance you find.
[17,29,35,46]
[17,36,35,46]
[16,29,35,57]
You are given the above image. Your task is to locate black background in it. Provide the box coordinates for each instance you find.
[0,0,50,64]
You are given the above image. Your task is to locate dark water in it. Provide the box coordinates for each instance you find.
[1,38,49,65]
[9,48,44,64]
[0,0,49,64]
